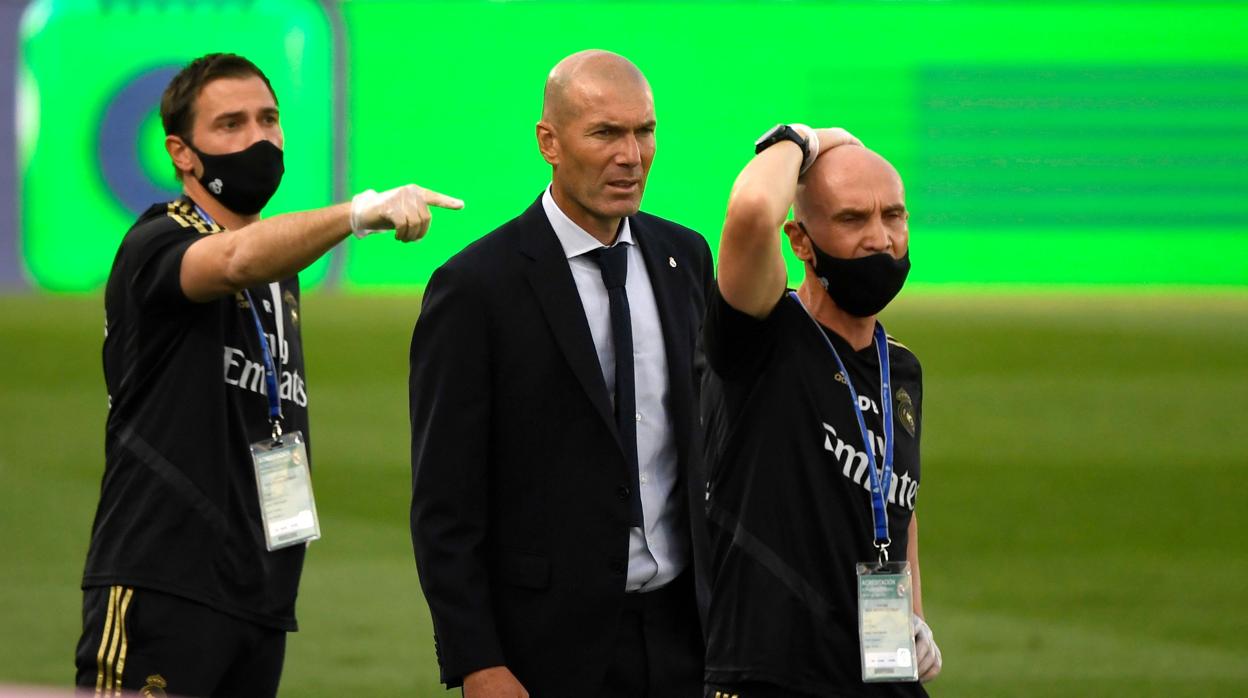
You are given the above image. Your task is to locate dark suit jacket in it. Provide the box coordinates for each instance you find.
[409,195,713,696]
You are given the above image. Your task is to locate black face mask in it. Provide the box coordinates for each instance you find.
[799,222,910,317]
[189,139,284,215]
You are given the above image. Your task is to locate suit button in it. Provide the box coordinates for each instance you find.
[616,486,630,501]
[609,559,626,575]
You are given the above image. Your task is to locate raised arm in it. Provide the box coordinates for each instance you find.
[717,126,859,318]
[180,184,463,302]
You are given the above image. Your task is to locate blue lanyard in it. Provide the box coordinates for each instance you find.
[243,289,284,438]
[789,292,894,561]
[193,204,284,440]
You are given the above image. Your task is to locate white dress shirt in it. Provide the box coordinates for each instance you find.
[542,187,687,592]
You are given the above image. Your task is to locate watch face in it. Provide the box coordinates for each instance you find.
[756,123,786,147]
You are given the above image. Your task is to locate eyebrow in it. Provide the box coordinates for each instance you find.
[831,206,871,217]
[586,119,657,131]
[211,107,280,124]
[211,111,246,124]
[831,203,907,217]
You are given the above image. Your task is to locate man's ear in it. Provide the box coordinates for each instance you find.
[165,135,198,179]
[784,220,814,265]
[535,121,559,167]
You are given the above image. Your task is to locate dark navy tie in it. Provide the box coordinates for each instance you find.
[588,244,642,527]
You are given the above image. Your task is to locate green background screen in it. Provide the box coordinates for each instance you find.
[14,0,1248,290]
[5,4,1248,695]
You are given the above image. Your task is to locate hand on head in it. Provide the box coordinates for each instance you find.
[795,126,862,175]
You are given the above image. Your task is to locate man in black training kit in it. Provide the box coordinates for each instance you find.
[76,53,462,697]
[701,125,943,698]
[410,50,711,698]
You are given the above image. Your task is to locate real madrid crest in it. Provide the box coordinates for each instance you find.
[896,387,916,437]
[141,674,168,698]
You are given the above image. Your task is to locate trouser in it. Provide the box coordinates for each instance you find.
[705,683,814,698]
[599,572,704,698]
[75,585,286,698]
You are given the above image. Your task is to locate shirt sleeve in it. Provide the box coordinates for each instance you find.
[703,283,783,379]
[409,262,506,684]
[122,222,201,309]
[912,358,924,443]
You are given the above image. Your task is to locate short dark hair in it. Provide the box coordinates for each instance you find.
[160,53,278,142]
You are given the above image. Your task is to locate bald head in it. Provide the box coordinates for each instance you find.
[795,146,905,221]
[534,50,657,241]
[542,50,651,127]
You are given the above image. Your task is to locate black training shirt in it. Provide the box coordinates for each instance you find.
[83,197,309,630]
[701,287,926,697]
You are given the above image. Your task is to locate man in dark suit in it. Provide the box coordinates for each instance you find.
[409,50,712,698]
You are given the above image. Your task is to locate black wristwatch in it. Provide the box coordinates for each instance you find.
[754,123,809,160]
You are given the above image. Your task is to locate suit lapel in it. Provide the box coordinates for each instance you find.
[517,198,618,438]
[632,219,695,474]
[634,219,712,623]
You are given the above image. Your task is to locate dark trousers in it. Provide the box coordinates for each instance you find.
[75,586,286,698]
[599,573,704,698]
[704,683,813,698]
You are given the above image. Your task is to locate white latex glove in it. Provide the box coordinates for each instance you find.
[914,616,942,683]
[350,184,464,242]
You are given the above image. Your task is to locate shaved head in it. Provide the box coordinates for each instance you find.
[785,143,910,266]
[542,50,651,127]
[795,146,904,222]
[535,50,657,242]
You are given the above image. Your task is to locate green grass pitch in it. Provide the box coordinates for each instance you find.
[1,291,1246,696]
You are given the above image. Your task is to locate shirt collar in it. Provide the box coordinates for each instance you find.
[542,185,634,260]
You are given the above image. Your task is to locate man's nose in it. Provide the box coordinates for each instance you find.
[863,216,892,252]
[245,120,280,149]
[615,133,642,167]
[242,120,265,144]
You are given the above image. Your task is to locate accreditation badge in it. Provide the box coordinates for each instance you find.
[250,431,321,551]
[857,561,919,683]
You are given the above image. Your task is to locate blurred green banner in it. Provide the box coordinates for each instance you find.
[17,0,336,291]
[12,0,1248,291]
